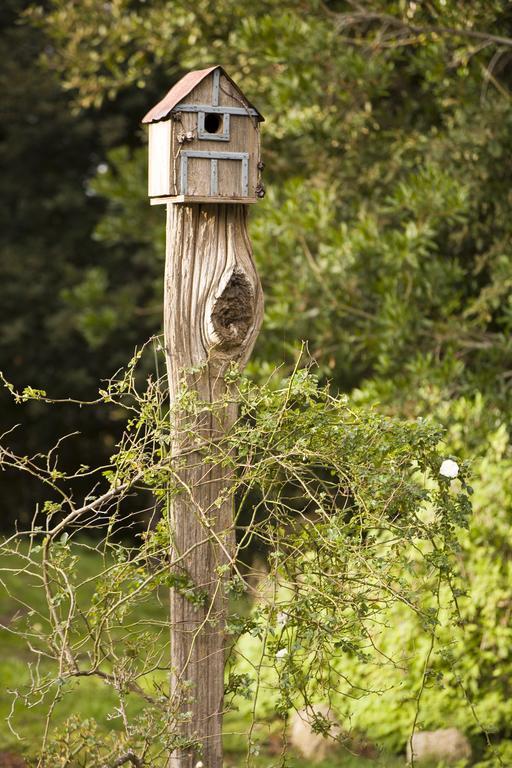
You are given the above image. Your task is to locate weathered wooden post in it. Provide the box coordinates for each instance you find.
[142,66,264,768]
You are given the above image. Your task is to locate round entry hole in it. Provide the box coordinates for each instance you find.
[204,113,222,133]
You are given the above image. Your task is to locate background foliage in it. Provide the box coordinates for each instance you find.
[2,0,512,764]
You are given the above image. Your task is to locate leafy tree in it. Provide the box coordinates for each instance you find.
[24,0,512,402]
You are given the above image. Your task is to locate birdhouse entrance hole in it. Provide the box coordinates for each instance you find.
[204,113,222,133]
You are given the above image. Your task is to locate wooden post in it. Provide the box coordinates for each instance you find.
[164,203,263,768]
[143,67,264,766]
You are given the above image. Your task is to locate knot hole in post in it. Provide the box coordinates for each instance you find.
[211,270,254,350]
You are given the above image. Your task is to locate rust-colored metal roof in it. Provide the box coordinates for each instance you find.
[142,65,264,124]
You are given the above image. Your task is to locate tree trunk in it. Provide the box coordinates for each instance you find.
[163,203,263,768]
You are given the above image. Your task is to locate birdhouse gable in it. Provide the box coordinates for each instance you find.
[144,66,264,204]
[142,66,264,125]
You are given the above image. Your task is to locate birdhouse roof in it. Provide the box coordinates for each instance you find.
[142,65,264,124]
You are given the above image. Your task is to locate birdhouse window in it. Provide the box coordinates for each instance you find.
[197,111,230,141]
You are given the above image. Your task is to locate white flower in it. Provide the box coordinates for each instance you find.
[276,648,288,659]
[439,459,459,479]
[195,762,204,768]
[276,611,288,627]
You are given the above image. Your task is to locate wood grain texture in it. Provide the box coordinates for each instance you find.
[175,112,260,198]
[164,204,263,768]
[170,71,260,200]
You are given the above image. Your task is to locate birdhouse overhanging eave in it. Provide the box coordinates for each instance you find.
[141,65,264,124]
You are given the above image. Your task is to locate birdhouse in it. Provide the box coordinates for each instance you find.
[142,66,264,205]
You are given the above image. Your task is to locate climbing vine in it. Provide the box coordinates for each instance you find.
[0,339,471,766]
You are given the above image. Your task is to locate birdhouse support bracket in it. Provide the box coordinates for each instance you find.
[179,151,249,196]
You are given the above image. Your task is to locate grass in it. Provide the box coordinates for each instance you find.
[0,541,407,766]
